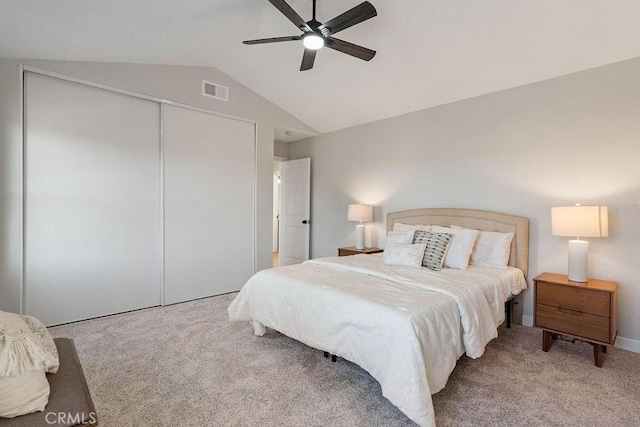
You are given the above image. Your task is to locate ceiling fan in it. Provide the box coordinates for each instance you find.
[243,0,377,71]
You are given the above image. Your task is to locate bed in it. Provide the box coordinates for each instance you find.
[228,208,529,427]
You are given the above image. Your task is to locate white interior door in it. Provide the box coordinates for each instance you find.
[278,158,311,266]
[24,72,161,325]
[163,105,255,304]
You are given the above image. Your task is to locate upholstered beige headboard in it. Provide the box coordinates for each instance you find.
[387,208,530,277]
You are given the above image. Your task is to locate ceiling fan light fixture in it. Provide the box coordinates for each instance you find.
[302,33,324,50]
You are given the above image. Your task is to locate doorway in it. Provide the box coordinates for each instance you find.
[273,126,316,268]
[277,158,311,267]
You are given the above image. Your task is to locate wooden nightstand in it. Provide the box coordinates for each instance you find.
[338,246,383,257]
[533,272,618,367]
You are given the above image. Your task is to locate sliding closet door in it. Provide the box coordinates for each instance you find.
[24,72,161,325]
[163,105,255,304]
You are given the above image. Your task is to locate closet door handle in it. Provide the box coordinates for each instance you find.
[302,219,310,224]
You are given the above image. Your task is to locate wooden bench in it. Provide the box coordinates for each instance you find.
[0,338,98,427]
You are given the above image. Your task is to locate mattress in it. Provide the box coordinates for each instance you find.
[228,253,527,426]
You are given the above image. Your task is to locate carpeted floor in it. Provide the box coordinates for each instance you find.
[50,293,640,426]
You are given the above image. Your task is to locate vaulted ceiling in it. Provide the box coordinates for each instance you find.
[2,0,640,134]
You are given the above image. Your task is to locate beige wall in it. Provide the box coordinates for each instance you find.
[289,57,640,351]
[274,140,289,159]
[0,58,315,313]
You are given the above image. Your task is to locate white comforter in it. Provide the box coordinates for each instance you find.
[228,254,526,427]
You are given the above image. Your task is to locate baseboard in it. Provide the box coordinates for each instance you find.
[615,336,640,354]
[517,316,639,354]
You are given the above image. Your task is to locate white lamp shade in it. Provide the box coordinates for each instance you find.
[348,204,373,222]
[551,206,608,238]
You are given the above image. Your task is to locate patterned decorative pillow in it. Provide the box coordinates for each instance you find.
[413,231,453,271]
[383,242,427,268]
[383,231,416,251]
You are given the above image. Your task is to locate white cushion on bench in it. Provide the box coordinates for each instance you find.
[0,371,50,418]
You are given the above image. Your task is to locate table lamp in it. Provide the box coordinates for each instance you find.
[551,205,608,282]
[348,204,373,250]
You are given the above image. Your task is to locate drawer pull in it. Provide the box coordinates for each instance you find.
[559,305,583,315]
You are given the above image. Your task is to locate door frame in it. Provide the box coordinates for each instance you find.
[273,156,287,254]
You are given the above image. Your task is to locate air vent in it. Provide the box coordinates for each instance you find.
[202,80,229,101]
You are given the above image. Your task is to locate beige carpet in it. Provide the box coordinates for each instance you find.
[50,293,640,426]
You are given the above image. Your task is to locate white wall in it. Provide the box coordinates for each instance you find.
[274,140,289,158]
[289,57,640,351]
[0,58,316,313]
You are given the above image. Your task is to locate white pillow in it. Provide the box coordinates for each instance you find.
[431,226,479,270]
[452,226,514,269]
[0,311,59,418]
[0,370,50,418]
[383,242,427,268]
[383,230,415,251]
[393,222,432,233]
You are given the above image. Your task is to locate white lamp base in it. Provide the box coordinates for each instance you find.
[355,224,365,250]
[568,239,588,282]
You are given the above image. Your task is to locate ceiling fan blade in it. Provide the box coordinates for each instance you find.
[318,1,377,35]
[300,48,317,71]
[325,37,376,61]
[268,0,311,31]
[243,36,302,45]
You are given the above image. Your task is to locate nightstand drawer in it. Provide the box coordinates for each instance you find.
[536,304,610,343]
[537,281,611,317]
